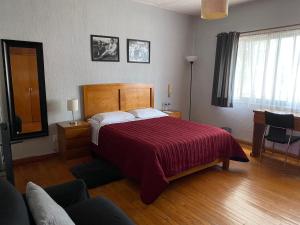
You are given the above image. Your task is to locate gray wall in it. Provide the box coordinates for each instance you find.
[0,0,193,159]
[191,0,300,153]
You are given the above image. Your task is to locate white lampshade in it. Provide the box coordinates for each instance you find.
[201,0,229,20]
[186,56,198,63]
[67,99,78,112]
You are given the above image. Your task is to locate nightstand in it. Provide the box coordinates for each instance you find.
[163,111,182,119]
[57,121,91,160]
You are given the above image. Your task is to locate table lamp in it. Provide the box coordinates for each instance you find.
[67,99,78,125]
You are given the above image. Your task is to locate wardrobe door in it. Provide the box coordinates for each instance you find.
[9,47,42,133]
[9,48,33,124]
[28,52,41,123]
[2,39,48,140]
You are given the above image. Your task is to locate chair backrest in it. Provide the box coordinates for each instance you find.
[264,111,294,139]
[265,111,294,129]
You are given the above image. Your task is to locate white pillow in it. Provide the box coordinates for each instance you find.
[91,111,135,124]
[26,182,75,225]
[128,108,168,119]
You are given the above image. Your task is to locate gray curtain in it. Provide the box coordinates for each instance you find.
[211,32,240,107]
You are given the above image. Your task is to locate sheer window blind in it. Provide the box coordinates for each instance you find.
[233,29,300,112]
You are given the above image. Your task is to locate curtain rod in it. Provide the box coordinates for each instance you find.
[240,23,300,36]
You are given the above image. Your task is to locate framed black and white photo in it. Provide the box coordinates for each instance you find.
[127,39,150,63]
[91,35,120,62]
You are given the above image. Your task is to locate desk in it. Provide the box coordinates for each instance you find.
[252,110,300,157]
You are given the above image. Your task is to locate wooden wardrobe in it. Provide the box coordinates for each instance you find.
[9,47,41,133]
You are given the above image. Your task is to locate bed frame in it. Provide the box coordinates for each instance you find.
[82,83,229,181]
[82,83,154,120]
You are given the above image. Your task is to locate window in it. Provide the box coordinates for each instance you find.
[233,29,300,112]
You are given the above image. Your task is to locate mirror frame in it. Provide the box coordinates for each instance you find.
[1,39,48,141]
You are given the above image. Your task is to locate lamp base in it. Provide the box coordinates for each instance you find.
[69,121,78,126]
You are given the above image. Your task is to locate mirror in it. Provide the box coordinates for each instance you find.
[1,40,48,141]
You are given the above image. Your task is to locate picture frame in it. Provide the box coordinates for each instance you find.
[90,35,120,62]
[127,39,151,64]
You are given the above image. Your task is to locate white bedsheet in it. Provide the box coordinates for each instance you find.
[89,118,140,146]
[89,116,168,146]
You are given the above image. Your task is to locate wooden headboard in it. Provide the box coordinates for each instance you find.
[82,83,154,119]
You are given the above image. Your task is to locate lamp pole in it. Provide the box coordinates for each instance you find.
[186,56,198,121]
[189,61,194,121]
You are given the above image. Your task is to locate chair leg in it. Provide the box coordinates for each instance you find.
[298,148,300,166]
[272,142,275,154]
[259,128,267,162]
[284,144,290,167]
[260,138,266,162]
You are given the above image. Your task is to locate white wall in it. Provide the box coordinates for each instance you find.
[0,0,193,159]
[192,0,300,153]
[4,0,298,159]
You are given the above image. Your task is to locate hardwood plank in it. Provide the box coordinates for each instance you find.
[14,146,300,225]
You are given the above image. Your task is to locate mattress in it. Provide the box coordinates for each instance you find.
[94,116,249,204]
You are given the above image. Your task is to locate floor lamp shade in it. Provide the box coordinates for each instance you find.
[186,56,198,63]
[201,0,229,20]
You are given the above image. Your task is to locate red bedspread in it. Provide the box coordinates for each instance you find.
[97,117,248,204]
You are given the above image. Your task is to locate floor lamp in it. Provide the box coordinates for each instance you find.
[186,56,198,120]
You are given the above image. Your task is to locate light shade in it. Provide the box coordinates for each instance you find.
[201,0,229,20]
[67,99,79,112]
[186,56,198,63]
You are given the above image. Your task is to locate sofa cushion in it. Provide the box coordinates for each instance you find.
[0,178,30,225]
[66,196,135,225]
[26,182,75,225]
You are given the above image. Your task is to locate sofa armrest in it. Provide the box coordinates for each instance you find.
[44,179,90,208]
[66,197,136,225]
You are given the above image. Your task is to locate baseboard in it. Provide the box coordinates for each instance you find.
[13,152,58,166]
[236,138,299,158]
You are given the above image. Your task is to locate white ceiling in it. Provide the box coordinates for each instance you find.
[131,0,256,16]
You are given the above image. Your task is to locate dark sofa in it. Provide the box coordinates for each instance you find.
[0,178,135,225]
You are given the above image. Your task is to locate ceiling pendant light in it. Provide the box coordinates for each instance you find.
[201,0,229,20]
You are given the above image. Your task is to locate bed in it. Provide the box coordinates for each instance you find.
[82,83,249,204]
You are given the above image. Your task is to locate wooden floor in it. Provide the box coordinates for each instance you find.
[14,145,300,225]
